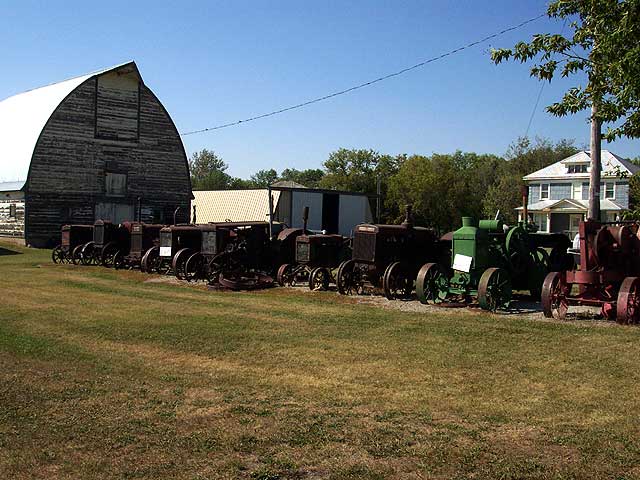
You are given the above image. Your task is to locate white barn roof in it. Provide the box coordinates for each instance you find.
[523,150,639,181]
[192,189,281,223]
[0,61,137,185]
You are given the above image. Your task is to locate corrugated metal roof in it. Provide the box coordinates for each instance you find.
[0,61,137,183]
[192,189,281,223]
[0,180,25,192]
[523,150,639,181]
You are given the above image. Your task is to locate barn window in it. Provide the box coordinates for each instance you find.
[95,73,140,142]
[106,172,127,197]
[9,204,16,218]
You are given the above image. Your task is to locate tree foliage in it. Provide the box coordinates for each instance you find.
[491,0,640,141]
[249,169,279,188]
[189,149,232,190]
[482,137,579,223]
[279,168,325,188]
[387,151,503,233]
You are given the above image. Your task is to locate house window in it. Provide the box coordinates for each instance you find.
[533,213,548,232]
[540,184,549,200]
[9,204,16,218]
[573,183,582,200]
[605,182,615,199]
[106,172,127,197]
[568,164,588,174]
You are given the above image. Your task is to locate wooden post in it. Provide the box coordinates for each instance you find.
[588,102,602,221]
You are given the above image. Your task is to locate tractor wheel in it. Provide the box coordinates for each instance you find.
[616,277,640,325]
[541,271,569,319]
[172,248,193,279]
[80,242,96,265]
[112,250,126,270]
[309,267,330,291]
[382,262,412,300]
[336,260,356,295]
[416,263,449,304]
[184,252,205,282]
[206,254,225,285]
[276,263,295,286]
[101,242,118,267]
[72,244,85,265]
[477,267,512,311]
[51,245,64,264]
[140,246,159,273]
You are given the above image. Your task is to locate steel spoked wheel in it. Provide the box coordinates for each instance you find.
[101,242,118,267]
[309,267,331,291]
[111,250,125,270]
[336,260,356,295]
[140,247,159,273]
[80,242,96,266]
[383,262,412,300]
[72,244,85,265]
[172,248,193,279]
[184,252,205,282]
[478,267,512,311]
[51,245,64,264]
[616,277,640,325]
[541,271,569,319]
[276,263,295,286]
[416,262,449,304]
[206,254,225,285]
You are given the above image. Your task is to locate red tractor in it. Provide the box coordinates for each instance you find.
[541,220,640,324]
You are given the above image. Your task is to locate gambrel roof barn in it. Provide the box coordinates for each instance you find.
[0,61,192,246]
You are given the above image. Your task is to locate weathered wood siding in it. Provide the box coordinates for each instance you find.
[26,66,191,247]
[0,197,25,237]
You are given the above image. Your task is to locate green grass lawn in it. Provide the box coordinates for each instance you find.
[1,240,640,479]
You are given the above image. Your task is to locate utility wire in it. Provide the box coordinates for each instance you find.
[181,13,546,136]
[524,18,567,138]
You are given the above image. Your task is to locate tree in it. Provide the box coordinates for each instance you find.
[319,148,403,221]
[387,151,503,233]
[482,137,579,223]
[249,169,279,188]
[189,149,232,190]
[279,168,325,188]
[491,0,640,220]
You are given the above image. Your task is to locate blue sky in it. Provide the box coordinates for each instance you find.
[1,0,638,178]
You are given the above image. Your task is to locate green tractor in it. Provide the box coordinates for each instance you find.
[416,217,571,311]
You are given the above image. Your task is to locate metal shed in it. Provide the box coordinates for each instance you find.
[192,186,373,236]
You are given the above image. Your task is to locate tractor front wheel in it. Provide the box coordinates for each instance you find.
[541,271,569,319]
[616,277,640,325]
[416,263,449,304]
[478,267,511,311]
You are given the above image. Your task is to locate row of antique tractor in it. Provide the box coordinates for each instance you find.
[50,205,640,324]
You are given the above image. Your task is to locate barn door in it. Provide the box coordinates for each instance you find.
[95,203,135,223]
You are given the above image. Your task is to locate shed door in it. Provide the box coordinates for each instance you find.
[322,193,340,234]
[95,203,135,224]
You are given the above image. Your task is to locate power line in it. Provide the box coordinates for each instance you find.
[524,18,567,138]
[181,13,546,136]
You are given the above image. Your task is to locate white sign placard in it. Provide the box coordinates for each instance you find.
[453,254,473,273]
[160,246,172,257]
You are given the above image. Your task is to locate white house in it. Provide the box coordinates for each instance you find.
[518,150,638,239]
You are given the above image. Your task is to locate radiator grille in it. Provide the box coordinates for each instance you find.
[296,242,310,263]
[353,232,376,262]
[131,232,142,253]
[94,225,104,246]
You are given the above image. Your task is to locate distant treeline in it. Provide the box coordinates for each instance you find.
[189,137,640,233]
